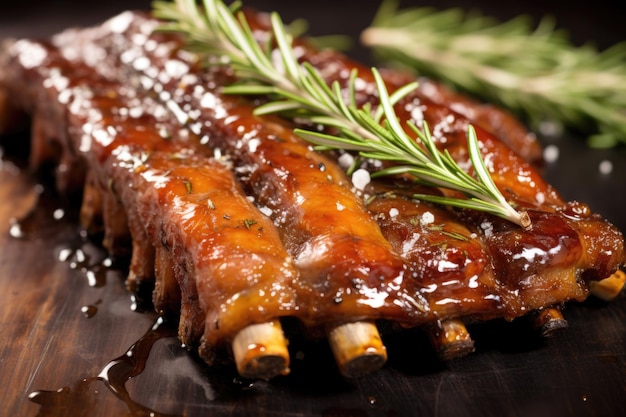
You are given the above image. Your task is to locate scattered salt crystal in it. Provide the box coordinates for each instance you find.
[108,11,134,33]
[389,208,399,218]
[164,59,190,79]
[132,56,150,71]
[259,206,273,217]
[420,211,435,226]
[129,106,143,118]
[351,169,371,190]
[480,221,494,238]
[337,152,354,170]
[53,208,65,220]
[410,105,424,123]
[247,138,260,153]
[336,202,345,211]
[538,120,563,137]
[543,145,559,163]
[535,192,545,204]
[599,160,613,175]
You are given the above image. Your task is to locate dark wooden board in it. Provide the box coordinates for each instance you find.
[1,1,625,416]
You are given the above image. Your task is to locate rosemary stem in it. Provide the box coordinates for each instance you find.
[153,0,531,229]
[362,2,626,148]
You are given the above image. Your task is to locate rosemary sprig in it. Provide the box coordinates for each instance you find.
[362,0,626,148]
[152,0,530,228]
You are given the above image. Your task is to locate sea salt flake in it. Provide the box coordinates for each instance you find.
[337,152,354,169]
[420,211,435,225]
[599,160,613,175]
[543,145,559,163]
[351,169,371,190]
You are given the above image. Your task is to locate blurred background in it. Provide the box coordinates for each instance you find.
[1,0,625,51]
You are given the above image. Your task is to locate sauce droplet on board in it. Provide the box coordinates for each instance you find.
[29,317,178,417]
[57,237,116,287]
[80,300,102,318]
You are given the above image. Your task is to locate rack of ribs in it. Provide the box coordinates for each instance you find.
[0,8,624,380]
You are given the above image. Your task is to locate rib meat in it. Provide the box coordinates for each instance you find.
[51,12,424,332]
[1,14,418,377]
[240,9,625,310]
[0,38,301,376]
[0,8,624,379]
[51,11,626,323]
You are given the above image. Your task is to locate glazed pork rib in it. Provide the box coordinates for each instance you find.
[53,10,625,335]
[239,8,626,305]
[311,45,625,273]
[0,38,302,379]
[52,12,430,377]
[0,8,624,379]
[2,16,422,378]
[50,11,513,355]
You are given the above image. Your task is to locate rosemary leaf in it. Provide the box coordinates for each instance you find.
[153,0,530,228]
[362,0,626,148]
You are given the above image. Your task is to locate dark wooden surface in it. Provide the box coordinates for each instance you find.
[1,1,625,416]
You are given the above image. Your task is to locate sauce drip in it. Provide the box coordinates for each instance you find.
[80,300,101,318]
[57,239,113,288]
[29,317,179,417]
